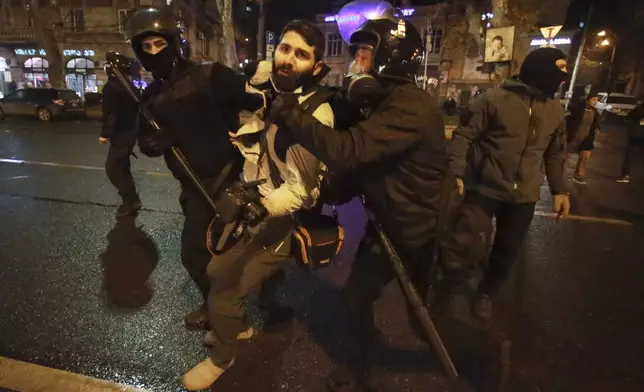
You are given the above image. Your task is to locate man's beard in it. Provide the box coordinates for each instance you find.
[271,60,315,93]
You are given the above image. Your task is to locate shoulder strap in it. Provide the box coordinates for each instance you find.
[299,88,334,116]
[259,127,284,189]
[260,89,333,189]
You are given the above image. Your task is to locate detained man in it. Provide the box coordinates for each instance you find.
[181,20,335,390]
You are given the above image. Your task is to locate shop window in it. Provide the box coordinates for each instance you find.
[66,57,97,98]
[24,57,49,88]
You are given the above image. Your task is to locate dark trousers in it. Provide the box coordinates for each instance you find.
[621,137,644,177]
[105,143,137,203]
[179,185,217,299]
[443,192,535,296]
[343,225,433,380]
[207,216,293,366]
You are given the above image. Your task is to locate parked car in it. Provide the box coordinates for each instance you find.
[595,93,639,121]
[0,88,84,121]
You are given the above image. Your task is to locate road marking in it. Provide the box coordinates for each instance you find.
[534,210,633,226]
[0,159,636,227]
[0,356,149,391]
[0,158,172,177]
[1,175,31,180]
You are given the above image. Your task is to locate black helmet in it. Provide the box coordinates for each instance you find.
[349,17,423,82]
[104,52,139,78]
[125,7,189,68]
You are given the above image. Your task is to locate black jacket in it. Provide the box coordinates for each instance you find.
[139,61,263,185]
[450,79,567,204]
[101,78,139,144]
[279,81,448,253]
[626,104,644,141]
[566,102,600,144]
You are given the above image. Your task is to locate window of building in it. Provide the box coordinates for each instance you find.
[68,9,85,32]
[118,9,130,34]
[421,26,443,55]
[65,58,97,97]
[24,57,49,88]
[326,33,343,57]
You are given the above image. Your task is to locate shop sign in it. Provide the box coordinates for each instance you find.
[324,7,415,22]
[63,49,96,57]
[14,48,97,57]
[530,37,572,46]
[15,48,47,56]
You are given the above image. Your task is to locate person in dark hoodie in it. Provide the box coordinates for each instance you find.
[99,52,142,218]
[444,47,571,324]
[125,7,265,330]
[566,92,600,185]
[618,101,644,183]
[269,14,449,391]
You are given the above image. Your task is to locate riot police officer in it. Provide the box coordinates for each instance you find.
[100,52,141,218]
[125,7,265,330]
[270,14,451,391]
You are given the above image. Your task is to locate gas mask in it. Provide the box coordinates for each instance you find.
[343,60,383,108]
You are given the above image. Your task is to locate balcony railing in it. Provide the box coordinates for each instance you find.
[0,27,37,41]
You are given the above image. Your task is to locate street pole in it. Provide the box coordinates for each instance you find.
[606,42,617,95]
[565,4,594,112]
[257,0,265,60]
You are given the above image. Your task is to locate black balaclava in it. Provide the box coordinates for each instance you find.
[134,36,178,81]
[519,47,567,97]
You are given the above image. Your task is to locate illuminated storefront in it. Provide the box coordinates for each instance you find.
[0,57,9,96]
[65,57,98,97]
[12,47,98,94]
[24,57,49,88]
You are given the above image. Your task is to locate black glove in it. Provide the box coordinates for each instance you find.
[268,93,299,126]
[138,134,165,157]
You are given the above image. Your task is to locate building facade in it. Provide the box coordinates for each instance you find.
[0,0,158,98]
[314,2,573,103]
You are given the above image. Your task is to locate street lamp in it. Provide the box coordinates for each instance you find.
[597,31,617,94]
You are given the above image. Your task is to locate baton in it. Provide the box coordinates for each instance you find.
[364,205,459,379]
[110,67,219,216]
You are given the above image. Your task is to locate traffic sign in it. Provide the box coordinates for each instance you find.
[540,25,563,40]
[266,31,276,46]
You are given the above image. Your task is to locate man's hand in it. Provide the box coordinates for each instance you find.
[455,177,465,196]
[553,194,571,220]
[99,137,109,144]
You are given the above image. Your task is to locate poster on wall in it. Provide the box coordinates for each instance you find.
[484,26,515,63]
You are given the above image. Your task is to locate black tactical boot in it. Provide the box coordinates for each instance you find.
[116,197,142,218]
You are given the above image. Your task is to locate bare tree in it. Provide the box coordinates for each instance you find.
[25,0,66,88]
[216,0,237,67]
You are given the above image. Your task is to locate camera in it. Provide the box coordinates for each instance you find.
[215,179,267,227]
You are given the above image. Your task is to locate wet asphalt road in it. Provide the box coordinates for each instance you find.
[1,117,644,392]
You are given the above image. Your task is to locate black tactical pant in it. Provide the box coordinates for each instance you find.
[621,137,644,177]
[105,142,137,203]
[442,191,536,296]
[343,224,434,380]
[179,182,217,299]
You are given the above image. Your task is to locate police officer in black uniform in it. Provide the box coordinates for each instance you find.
[270,15,450,391]
[100,52,141,218]
[125,7,265,330]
